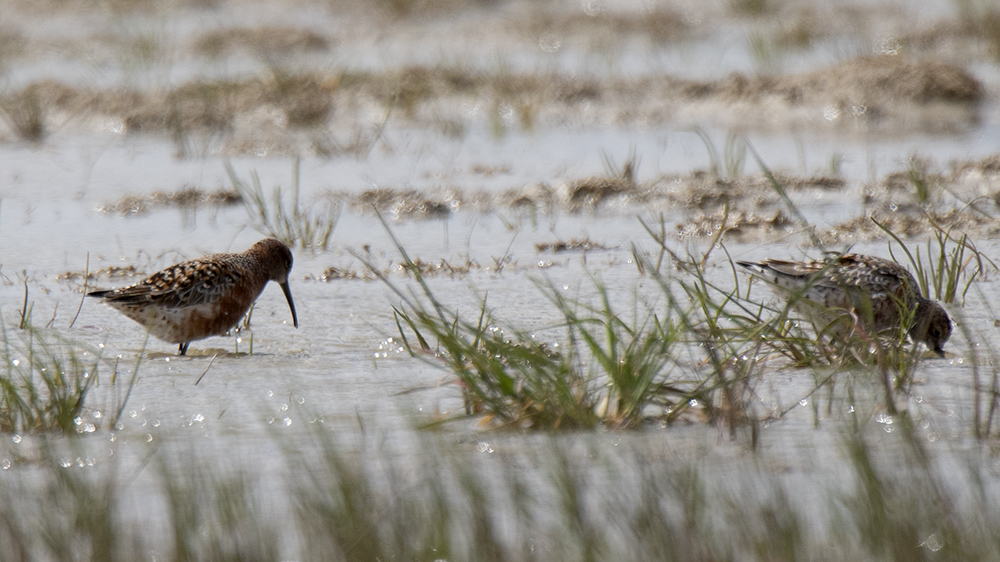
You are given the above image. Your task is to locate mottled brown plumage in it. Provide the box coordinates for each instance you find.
[737,253,951,356]
[88,238,298,355]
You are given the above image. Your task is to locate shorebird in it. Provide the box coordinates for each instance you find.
[737,253,951,356]
[88,238,298,355]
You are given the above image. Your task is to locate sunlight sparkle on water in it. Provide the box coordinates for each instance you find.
[538,32,561,53]
[74,417,96,433]
[921,533,944,552]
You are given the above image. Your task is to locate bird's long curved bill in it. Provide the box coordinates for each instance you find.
[280,281,299,328]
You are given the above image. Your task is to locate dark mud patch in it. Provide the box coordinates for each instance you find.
[563,176,638,212]
[336,169,843,221]
[678,209,794,241]
[98,188,241,217]
[352,187,460,219]
[0,85,46,142]
[317,254,522,282]
[87,154,1000,248]
[334,153,1000,245]
[678,55,982,133]
[535,238,614,254]
[899,9,1000,62]
[193,26,331,58]
[521,6,691,45]
[57,265,142,283]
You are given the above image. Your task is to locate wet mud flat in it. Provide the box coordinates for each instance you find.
[2,0,1000,559]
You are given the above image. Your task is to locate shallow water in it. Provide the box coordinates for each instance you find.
[2,0,1000,557]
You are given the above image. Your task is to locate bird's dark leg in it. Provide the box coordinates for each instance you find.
[178,342,189,355]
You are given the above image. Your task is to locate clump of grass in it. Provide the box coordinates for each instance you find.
[114,21,167,87]
[363,215,687,430]
[905,157,942,203]
[489,67,542,136]
[2,283,141,434]
[692,128,748,180]
[0,322,99,433]
[389,276,600,429]
[225,158,341,251]
[876,217,994,305]
[748,30,783,72]
[747,17,818,71]
[600,147,640,187]
[266,68,334,128]
[538,277,682,428]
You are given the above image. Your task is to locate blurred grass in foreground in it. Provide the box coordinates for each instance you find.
[0,421,998,561]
